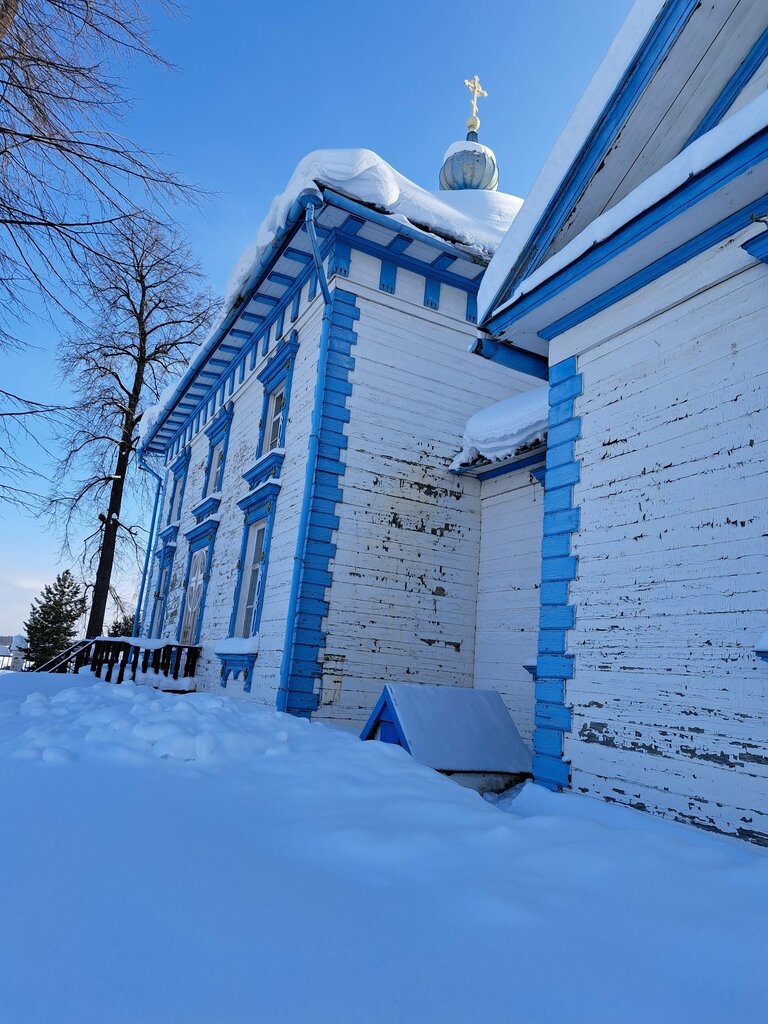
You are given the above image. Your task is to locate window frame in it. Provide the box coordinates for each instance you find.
[233,516,268,638]
[228,483,279,641]
[255,334,299,459]
[177,519,220,646]
[166,448,190,526]
[201,403,234,500]
[149,544,175,639]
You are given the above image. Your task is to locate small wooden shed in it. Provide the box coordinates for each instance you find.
[360,684,532,794]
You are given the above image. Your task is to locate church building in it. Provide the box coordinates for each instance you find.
[138,95,543,732]
[475,0,768,842]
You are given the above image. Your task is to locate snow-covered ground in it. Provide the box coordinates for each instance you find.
[0,674,765,1024]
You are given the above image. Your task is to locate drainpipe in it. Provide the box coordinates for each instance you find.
[277,189,331,713]
[134,449,164,637]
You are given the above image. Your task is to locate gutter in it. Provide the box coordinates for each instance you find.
[133,450,165,637]
[141,193,315,453]
[277,189,332,715]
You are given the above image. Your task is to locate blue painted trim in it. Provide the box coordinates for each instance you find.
[243,450,285,490]
[379,259,397,294]
[165,448,190,526]
[485,0,700,316]
[532,355,582,792]
[687,28,768,146]
[359,687,411,752]
[218,651,259,688]
[424,278,440,310]
[255,335,299,460]
[469,336,549,380]
[201,403,233,498]
[540,196,768,341]
[452,451,545,480]
[223,484,280,689]
[191,495,221,523]
[148,540,176,639]
[466,293,478,324]
[326,188,486,267]
[279,288,359,718]
[742,228,768,264]
[487,126,768,339]
[154,203,483,460]
[176,518,220,645]
[476,453,545,481]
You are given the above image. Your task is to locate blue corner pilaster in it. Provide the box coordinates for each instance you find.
[284,288,358,717]
[533,355,582,791]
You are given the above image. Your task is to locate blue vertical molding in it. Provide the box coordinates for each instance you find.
[533,355,582,790]
[284,288,358,716]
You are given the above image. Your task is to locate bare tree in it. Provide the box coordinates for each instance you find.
[0,0,196,338]
[0,0,202,505]
[49,213,217,637]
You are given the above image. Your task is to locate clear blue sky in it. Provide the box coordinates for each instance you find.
[0,0,633,633]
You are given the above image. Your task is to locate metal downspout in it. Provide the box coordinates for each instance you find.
[277,190,331,713]
[134,450,164,637]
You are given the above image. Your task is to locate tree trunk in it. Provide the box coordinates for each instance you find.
[85,362,145,637]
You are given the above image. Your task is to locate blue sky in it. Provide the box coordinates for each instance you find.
[0,0,633,633]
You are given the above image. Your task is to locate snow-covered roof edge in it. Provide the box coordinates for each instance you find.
[477,0,666,322]
[451,387,549,471]
[492,90,768,319]
[140,149,523,451]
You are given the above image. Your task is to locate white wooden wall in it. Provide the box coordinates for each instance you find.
[315,249,537,730]
[474,469,543,748]
[157,285,325,704]
[551,227,768,842]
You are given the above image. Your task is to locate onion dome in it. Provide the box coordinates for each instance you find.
[439,133,499,191]
[439,75,499,192]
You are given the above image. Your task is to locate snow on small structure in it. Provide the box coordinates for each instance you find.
[214,636,260,656]
[361,683,531,790]
[451,386,549,470]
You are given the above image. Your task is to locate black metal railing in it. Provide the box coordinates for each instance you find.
[34,638,201,688]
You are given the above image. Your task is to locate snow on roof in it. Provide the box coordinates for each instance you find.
[224,149,522,310]
[0,646,10,659]
[140,149,522,448]
[442,139,497,163]
[478,0,665,321]
[364,684,532,774]
[451,386,549,471]
[490,90,768,322]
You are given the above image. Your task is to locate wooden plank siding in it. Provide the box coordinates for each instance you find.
[550,228,768,842]
[474,470,543,748]
[315,249,538,730]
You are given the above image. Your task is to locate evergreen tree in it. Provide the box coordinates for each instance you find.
[108,613,135,639]
[24,571,86,668]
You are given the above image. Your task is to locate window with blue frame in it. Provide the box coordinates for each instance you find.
[149,537,176,638]
[178,520,219,646]
[217,461,282,689]
[256,333,299,459]
[166,449,189,525]
[202,404,233,499]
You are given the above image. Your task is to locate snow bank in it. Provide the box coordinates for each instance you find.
[451,386,549,469]
[0,674,765,1023]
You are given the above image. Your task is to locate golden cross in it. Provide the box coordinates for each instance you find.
[464,74,488,120]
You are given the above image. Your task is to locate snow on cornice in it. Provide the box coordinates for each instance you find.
[490,90,768,321]
[140,148,522,448]
[478,0,666,322]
